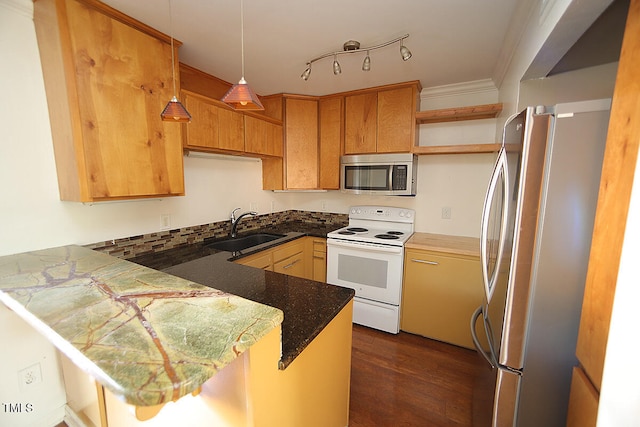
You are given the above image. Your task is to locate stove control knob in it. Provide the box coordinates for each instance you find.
[405,211,412,218]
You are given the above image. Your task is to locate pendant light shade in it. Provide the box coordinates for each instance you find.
[221,78,264,110]
[161,96,192,122]
[222,0,264,111]
[161,0,191,122]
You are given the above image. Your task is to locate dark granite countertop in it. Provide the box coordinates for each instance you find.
[128,222,354,369]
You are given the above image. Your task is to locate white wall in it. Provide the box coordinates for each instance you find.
[0,1,496,259]
[597,137,640,426]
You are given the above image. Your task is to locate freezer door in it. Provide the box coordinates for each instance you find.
[493,368,521,427]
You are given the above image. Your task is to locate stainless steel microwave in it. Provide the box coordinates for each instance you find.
[340,153,417,196]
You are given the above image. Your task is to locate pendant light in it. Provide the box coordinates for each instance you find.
[221,0,264,110]
[161,0,191,122]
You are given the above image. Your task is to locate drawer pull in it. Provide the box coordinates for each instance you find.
[283,259,301,269]
[411,259,439,265]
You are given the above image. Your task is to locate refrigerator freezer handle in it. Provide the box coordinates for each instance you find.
[471,305,495,368]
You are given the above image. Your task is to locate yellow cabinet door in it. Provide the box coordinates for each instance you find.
[274,252,306,278]
[235,251,273,271]
[401,249,483,349]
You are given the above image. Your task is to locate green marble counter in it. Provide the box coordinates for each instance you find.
[0,245,283,407]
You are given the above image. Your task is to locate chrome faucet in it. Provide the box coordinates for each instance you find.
[230,207,257,238]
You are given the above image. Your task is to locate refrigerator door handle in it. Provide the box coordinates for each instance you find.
[480,147,510,303]
[470,305,495,368]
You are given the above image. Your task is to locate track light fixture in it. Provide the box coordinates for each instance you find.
[301,34,411,81]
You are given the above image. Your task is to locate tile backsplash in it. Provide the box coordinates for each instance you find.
[86,210,347,259]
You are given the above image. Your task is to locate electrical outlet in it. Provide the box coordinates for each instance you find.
[160,214,171,230]
[321,200,327,211]
[18,363,42,391]
[250,202,258,212]
[441,206,452,220]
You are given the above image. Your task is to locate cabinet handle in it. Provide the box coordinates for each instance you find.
[283,259,301,269]
[411,259,439,265]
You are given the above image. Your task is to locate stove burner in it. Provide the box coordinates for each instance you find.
[387,231,404,236]
[346,227,368,233]
[338,231,356,235]
[375,234,400,240]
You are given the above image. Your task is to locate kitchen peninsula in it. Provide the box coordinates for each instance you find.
[0,237,354,426]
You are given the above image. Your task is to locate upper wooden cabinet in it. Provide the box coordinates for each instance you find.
[244,114,284,157]
[344,82,420,154]
[318,96,344,189]
[284,97,319,189]
[182,90,244,154]
[34,0,185,202]
[262,95,343,191]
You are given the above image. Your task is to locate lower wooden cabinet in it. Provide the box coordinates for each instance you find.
[401,248,483,349]
[235,237,328,281]
[311,238,327,282]
[236,250,274,271]
[273,240,306,278]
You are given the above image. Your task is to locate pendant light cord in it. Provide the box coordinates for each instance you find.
[169,0,177,96]
[240,0,245,80]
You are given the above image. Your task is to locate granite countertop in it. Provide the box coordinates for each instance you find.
[0,245,283,407]
[129,222,355,370]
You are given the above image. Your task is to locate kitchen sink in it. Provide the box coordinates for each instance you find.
[206,233,285,252]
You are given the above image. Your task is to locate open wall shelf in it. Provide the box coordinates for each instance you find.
[415,103,503,124]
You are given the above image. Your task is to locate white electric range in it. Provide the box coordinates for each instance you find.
[326,206,415,333]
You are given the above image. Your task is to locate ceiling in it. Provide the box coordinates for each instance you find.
[100,0,526,97]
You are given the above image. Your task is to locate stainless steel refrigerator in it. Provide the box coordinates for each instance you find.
[470,99,611,426]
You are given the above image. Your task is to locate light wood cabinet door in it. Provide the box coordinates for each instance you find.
[318,97,343,189]
[284,98,319,189]
[401,249,483,349]
[235,251,273,271]
[34,0,184,202]
[273,240,306,279]
[244,115,284,157]
[273,252,306,278]
[312,238,327,282]
[344,92,378,154]
[183,91,244,153]
[377,86,416,153]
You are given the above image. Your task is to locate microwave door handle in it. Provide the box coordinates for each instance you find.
[388,165,394,190]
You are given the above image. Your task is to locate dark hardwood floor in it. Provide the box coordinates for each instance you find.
[349,325,486,427]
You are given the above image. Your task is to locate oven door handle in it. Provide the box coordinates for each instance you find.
[327,238,404,254]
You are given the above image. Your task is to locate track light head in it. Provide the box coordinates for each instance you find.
[301,64,311,81]
[362,51,371,71]
[333,55,341,75]
[400,40,412,61]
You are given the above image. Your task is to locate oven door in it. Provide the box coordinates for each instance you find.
[326,238,404,305]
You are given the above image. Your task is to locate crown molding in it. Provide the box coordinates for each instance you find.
[0,0,33,18]
[420,79,498,101]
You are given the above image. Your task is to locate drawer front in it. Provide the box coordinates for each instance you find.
[401,249,483,348]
